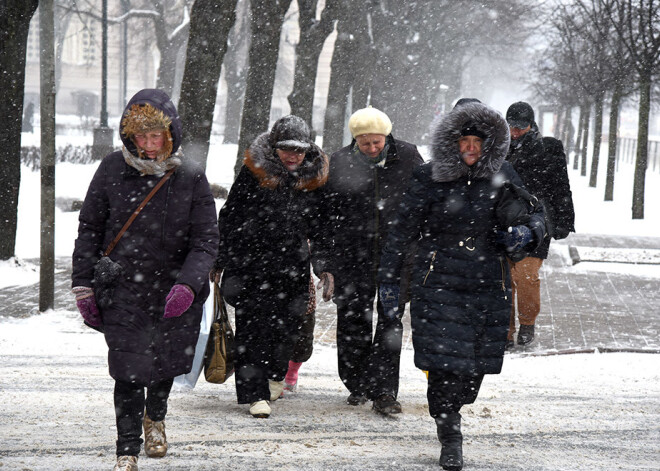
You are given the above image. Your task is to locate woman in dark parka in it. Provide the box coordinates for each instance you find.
[378,102,545,470]
[72,89,219,471]
[210,115,334,419]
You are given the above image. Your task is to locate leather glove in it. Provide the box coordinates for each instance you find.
[209,264,223,283]
[379,282,400,320]
[72,286,102,327]
[553,226,571,240]
[496,225,533,252]
[164,284,195,318]
[316,272,334,302]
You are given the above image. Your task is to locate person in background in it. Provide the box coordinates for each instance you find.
[505,101,575,347]
[72,89,219,471]
[378,102,545,470]
[210,115,334,419]
[324,106,423,415]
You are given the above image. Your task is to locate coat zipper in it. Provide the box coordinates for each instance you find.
[423,251,437,285]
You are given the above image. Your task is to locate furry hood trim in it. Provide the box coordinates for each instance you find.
[119,89,182,158]
[430,102,510,182]
[244,132,329,191]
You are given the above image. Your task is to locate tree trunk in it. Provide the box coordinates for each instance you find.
[632,75,651,219]
[573,105,584,170]
[0,0,39,260]
[40,0,56,311]
[222,0,250,144]
[604,84,622,201]
[580,103,591,177]
[287,0,338,127]
[234,0,292,177]
[561,106,573,158]
[178,0,238,169]
[589,92,604,187]
[152,3,189,96]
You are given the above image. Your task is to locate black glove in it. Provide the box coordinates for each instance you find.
[379,283,400,320]
[496,225,533,252]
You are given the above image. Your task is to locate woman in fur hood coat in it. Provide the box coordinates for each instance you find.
[378,102,545,470]
[72,89,219,470]
[211,115,334,419]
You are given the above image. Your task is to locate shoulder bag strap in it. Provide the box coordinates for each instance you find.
[103,167,176,256]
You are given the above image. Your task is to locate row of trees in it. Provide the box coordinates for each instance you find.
[531,0,660,219]
[1,0,537,261]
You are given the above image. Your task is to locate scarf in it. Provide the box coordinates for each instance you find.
[122,146,182,176]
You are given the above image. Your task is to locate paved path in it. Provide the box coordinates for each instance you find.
[1,234,658,354]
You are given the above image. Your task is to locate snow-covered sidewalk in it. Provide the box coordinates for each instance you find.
[0,309,658,471]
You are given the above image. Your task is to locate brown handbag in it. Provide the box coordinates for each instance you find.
[203,282,235,384]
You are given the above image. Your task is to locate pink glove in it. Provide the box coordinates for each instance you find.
[72,286,102,327]
[164,284,195,318]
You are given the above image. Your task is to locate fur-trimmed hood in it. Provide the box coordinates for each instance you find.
[430,102,511,182]
[244,132,329,191]
[119,89,182,156]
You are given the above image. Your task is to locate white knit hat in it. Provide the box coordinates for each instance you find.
[348,106,392,138]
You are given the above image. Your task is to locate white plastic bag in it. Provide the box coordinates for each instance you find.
[173,284,215,391]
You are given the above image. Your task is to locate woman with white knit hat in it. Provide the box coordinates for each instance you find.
[322,106,423,415]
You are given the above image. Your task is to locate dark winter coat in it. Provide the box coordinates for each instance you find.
[72,90,219,386]
[507,124,575,258]
[324,135,424,286]
[379,103,546,376]
[216,133,331,310]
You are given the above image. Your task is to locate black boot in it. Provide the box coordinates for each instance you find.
[435,412,463,471]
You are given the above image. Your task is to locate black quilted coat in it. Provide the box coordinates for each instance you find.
[72,89,219,386]
[379,103,545,376]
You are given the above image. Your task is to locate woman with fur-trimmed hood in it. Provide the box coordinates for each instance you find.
[72,89,219,471]
[378,102,545,470]
[210,115,334,419]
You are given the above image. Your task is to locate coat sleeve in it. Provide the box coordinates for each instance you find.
[214,167,253,269]
[176,170,219,295]
[378,165,429,284]
[543,138,575,239]
[308,186,334,277]
[71,158,110,288]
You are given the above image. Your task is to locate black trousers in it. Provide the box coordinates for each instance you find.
[114,378,173,456]
[427,370,485,417]
[290,309,315,363]
[335,279,404,400]
[231,286,306,404]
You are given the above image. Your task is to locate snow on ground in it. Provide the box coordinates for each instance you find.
[1,138,659,469]
[0,308,658,470]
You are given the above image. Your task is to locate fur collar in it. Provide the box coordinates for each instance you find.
[244,132,329,191]
[430,102,511,182]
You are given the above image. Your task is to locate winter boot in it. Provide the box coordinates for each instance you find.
[517,324,535,346]
[113,455,138,471]
[372,394,402,414]
[143,415,167,458]
[269,379,285,401]
[284,361,302,393]
[249,400,271,418]
[436,412,463,471]
[346,393,368,406]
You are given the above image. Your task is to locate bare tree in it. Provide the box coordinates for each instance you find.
[234,0,293,177]
[177,0,238,169]
[287,0,339,127]
[604,0,660,219]
[0,0,39,260]
[223,0,250,144]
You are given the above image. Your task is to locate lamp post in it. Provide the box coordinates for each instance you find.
[92,0,114,160]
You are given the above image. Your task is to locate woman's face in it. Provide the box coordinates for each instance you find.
[133,131,166,159]
[277,148,306,171]
[355,134,386,158]
[458,135,483,166]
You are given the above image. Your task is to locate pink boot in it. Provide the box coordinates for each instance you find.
[284,361,302,393]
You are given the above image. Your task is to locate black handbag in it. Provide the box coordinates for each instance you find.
[496,182,546,262]
[204,283,235,384]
